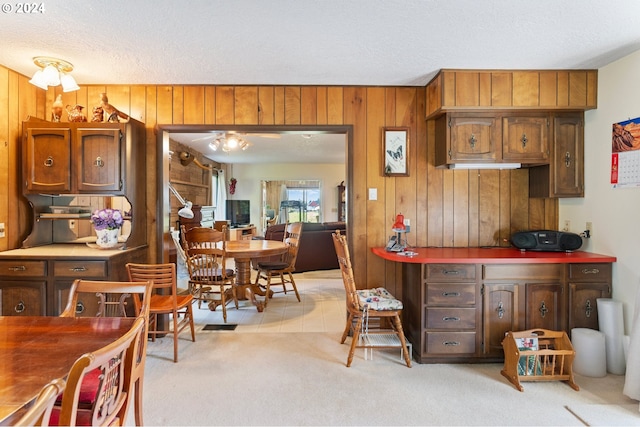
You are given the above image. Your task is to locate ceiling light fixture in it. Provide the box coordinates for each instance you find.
[28,56,80,92]
[207,133,250,153]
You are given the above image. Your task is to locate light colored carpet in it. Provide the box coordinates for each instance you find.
[126,271,639,426]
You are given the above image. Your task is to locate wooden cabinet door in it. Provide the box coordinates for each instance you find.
[0,281,46,316]
[447,115,500,162]
[482,283,522,357]
[525,282,565,331]
[502,115,549,163]
[551,115,584,197]
[24,127,72,193]
[568,282,611,331]
[75,128,123,193]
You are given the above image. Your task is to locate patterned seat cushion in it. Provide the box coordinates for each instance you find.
[356,287,403,311]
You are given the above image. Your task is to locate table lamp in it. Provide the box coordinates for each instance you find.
[386,213,407,252]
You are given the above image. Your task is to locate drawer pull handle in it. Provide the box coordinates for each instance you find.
[521,133,528,148]
[539,301,548,318]
[564,151,572,167]
[70,267,87,272]
[442,292,460,297]
[442,270,460,275]
[14,300,25,313]
[585,299,592,318]
[443,341,460,346]
[44,156,54,167]
[581,268,600,274]
[8,265,27,271]
[443,316,460,322]
[75,302,85,314]
[94,156,105,167]
[496,301,505,319]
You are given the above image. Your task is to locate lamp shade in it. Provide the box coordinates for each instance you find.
[28,70,49,90]
[178,201,194,219]
[42,64,60,86]
[60,73,80,92]
[392,213,405,232]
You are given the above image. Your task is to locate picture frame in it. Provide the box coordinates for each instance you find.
[383,127,409,176]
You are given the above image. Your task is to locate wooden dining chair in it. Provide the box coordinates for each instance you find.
[332,230,412,367]
[16,378,66,427]
[58,280,152,426]
[182,226,238,322]
[126,262,196,363]
[50,316,146,427]
[254,222,302,307]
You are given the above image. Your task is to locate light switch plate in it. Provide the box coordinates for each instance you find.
[368,188,377,200]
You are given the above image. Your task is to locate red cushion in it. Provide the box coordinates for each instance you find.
[54,368,101,406]
[49,406,93,426]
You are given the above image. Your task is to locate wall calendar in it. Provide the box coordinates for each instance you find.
[611,117,640,188]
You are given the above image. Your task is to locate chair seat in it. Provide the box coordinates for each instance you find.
[49,405,95,426]
[149,294,193,312]
[357,287,403,311]
[257,261,289,270]
[192,267,235,280]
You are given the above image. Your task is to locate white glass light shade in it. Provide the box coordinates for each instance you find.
[60,73,80,92]
[42,64,60,86]
[178,201,194,219]
[28,70,49,90]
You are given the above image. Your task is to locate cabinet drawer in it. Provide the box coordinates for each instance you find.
[0,260,46,277]
[53,260,107,278]
[426,332,476,354]
[568,263,612,281]
[427,308,476,329]
[425,264,476,281]
[427,283,475,305]
[483,264,563,280]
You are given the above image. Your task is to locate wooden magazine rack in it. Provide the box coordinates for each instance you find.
[501,329,579,392]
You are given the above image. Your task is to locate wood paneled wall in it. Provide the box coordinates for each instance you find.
[0,65,558,296]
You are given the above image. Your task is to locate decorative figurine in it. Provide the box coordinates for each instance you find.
[98,92,129,122]
[51,94,63,122]
[66,104,87,122]
[91,106,104,122]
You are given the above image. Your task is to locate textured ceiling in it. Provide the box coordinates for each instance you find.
[2,0,640,163]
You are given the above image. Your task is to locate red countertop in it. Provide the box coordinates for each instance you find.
[371,246,617,264]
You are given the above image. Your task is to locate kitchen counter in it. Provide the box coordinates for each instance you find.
[0,243,141,258]
[371,247,617,264]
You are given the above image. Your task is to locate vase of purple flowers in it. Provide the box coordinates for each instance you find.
[91,208,123,248]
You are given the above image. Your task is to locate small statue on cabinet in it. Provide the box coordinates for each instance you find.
[51,94,63,122]
[91,106,104,122]
[66,104,87,122]
[98,92,129,122]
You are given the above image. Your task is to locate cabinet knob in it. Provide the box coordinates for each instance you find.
[14,300,25,313]
[521,133,528,148]
[496,301,505,319]
[44,156,54,167]
[564,151,572,167]
[585,299,592,318]
[469,134,477,149]
[94,156,105,167]
[539,301,548,318]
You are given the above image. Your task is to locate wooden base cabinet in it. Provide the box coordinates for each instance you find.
[404,261,612,363]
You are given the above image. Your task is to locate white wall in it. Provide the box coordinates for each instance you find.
[224,162,346,235]
[560,49,640,333]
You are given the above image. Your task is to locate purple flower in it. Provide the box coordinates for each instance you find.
[91,208,124,230]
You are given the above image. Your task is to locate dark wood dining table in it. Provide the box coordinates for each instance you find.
[0,315,136,425]
[225,239,287,312]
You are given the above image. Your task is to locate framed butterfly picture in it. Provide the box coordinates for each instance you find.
[383,127,409,176]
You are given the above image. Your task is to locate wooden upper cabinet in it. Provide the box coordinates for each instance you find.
[75,128,123,193]
[24,127,72,193]
[426,69,598,118]
[502,115,549,163]
[435,114,501,165]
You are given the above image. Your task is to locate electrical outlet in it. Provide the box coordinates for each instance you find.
[563,220,570,231]
[404,218,410,233]
[0,222,5,238]
[69,220,75,229]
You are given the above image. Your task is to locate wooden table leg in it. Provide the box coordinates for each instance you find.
[233,257,266,312]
